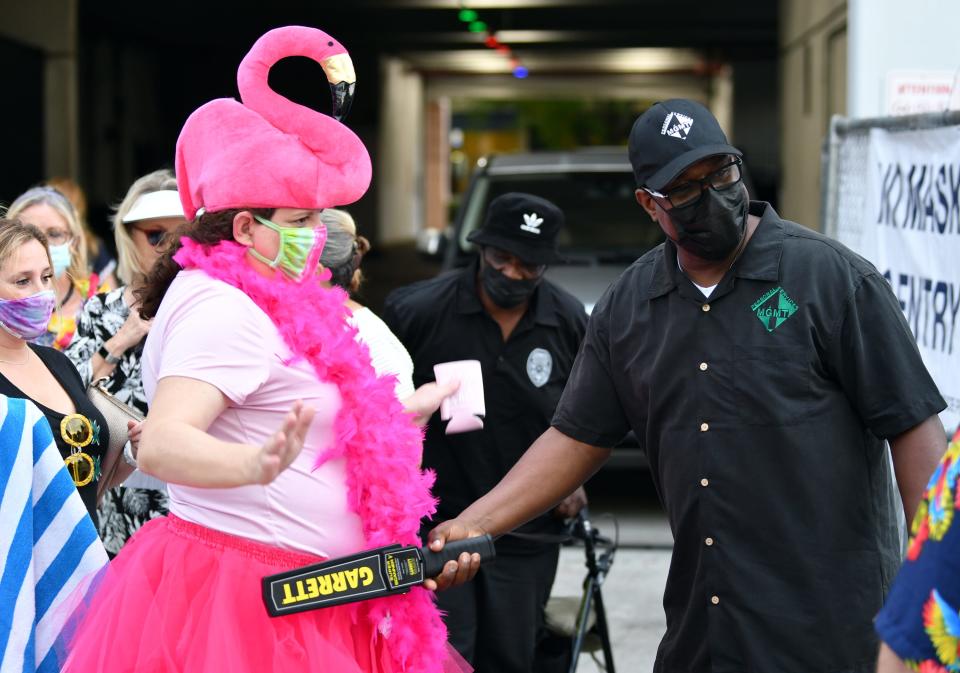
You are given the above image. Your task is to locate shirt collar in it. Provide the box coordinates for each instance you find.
[733,201,783,282]
[456,257,559,327]
[456,258,485,315]
[647,200,783,298]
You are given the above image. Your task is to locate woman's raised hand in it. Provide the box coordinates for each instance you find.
[127,419,143,457]
[113,288,153,352]
[248,401,315,484]
[402,379,461,426]
[115,310,152,350]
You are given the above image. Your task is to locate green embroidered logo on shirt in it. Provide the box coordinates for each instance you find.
[750,287,798,332]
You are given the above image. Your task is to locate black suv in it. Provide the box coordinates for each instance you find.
[441,148,663,310]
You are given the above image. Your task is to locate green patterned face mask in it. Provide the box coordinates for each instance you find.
[249,215,328,281]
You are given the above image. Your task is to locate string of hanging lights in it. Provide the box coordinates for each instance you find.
[457,4,528,78]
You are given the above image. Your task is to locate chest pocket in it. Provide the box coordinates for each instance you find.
[734,344,817,426]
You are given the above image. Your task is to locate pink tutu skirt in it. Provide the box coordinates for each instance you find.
[63,515,467,673]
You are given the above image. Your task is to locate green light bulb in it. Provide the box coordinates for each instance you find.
[468,20,487,32]
[459,9,478,22]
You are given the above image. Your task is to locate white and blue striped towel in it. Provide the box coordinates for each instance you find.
[0,395,108,673]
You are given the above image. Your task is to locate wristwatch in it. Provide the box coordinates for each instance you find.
[98,344,122,365]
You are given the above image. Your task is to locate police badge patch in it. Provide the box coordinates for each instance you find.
[526,348,552,388]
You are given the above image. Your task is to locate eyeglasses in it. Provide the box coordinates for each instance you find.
[482,247,546,278]
[645,158,743,209]
[43,229,73,246]
[61,413,95,487]
[132,226,168,247]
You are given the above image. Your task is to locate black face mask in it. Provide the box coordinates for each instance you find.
[480,263,540,308]
[667,185,749,261]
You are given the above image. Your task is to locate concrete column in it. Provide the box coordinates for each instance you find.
[0,0,78,179]
[779,0,848,229]
[424,97,451,234]
[44,52,79,178]
[377,56,425,246]
[709,65,734,145]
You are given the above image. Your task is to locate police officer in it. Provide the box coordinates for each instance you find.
[425,100,949,673]
[382,192,588,673]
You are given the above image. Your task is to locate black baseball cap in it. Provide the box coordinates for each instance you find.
[628,99,742,191]
[467,192,563,265]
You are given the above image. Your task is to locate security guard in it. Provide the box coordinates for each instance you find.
[425,100,949,673]
[382,192,588,673]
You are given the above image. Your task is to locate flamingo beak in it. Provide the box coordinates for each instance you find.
[329,81,356,121]
[321,54,357,121]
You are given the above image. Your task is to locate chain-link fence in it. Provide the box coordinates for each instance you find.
[821,109,960,241]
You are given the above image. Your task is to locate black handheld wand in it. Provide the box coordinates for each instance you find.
[263,535,496,617]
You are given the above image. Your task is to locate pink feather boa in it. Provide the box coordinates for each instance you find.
[173,238,449,672]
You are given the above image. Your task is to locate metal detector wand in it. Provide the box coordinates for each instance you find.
[263,535,495,617]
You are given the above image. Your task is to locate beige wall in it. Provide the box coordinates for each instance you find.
[0,0,78,179]
[779,0,847,230]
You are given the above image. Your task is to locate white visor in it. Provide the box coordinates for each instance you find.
[122,190,184,223]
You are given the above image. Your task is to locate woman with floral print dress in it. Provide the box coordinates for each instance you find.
[64,169,186,554]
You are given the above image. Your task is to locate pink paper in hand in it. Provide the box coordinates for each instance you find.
[433,360,485,434]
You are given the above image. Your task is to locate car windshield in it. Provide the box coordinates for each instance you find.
[458,170,664,262]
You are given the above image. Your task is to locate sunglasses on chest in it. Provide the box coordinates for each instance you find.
[61,413,96,487]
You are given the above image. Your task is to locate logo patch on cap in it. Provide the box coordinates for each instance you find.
[660,111,694,140]
[520,212,543,234]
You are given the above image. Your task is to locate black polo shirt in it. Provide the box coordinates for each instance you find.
[553,202,946,673]
[382,259,588,553]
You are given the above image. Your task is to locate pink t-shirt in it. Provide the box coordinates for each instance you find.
[141,270,366,559]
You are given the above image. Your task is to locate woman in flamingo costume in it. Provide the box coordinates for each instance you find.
[63,26,470,673]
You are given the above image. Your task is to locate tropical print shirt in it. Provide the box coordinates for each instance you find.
[876,428,960,672]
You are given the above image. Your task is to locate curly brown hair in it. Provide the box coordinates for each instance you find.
[136,208,273,319]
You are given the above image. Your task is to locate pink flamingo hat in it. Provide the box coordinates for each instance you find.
[175,26,372,220]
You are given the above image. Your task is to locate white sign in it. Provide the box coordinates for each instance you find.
[860,125,960,430]
[885,70,960,116]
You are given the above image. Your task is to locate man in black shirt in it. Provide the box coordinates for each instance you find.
[383,193,588,673]
[425,100,949,673]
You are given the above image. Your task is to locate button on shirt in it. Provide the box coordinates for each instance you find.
[383,260,588,552]
[552,202,946,673]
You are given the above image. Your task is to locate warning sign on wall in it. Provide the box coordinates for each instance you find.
[885,70,960,116]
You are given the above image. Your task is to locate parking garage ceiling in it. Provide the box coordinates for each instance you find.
[80,0,778,65]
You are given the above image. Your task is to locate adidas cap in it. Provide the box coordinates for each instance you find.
[467,192,563,265]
